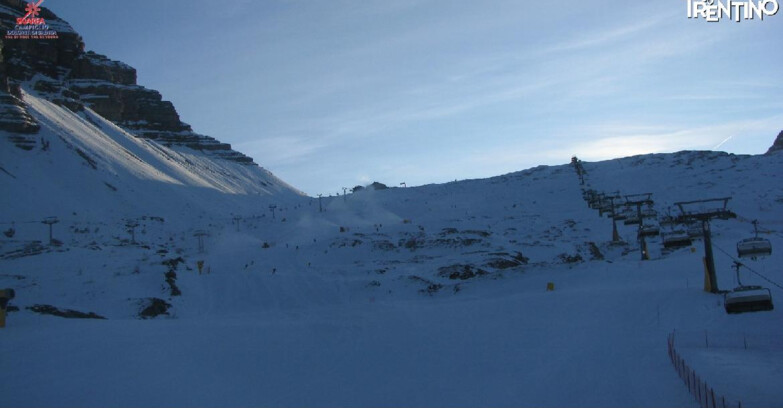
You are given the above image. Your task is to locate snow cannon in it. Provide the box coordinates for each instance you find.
[0,288,15,328]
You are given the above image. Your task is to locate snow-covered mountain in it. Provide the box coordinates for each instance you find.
[0,0,303,224]
[0,89,303,222]
[1,1,782,406]
[2,144,781,407]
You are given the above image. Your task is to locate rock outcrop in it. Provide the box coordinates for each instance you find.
[0,0,255,164]
[0,37,40,149]
[765,130,783,155]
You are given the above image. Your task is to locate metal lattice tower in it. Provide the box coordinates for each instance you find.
[674,197,736,293]
[125,220,139,244]
[624,193,654,261]
[193,230,209,253]
[317,194,323,213]
[41,216,59,245]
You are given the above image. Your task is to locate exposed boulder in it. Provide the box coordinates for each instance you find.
[139,298,172,319]
[368,182,388,190]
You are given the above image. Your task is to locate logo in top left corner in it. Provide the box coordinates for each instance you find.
[5,0,59,40]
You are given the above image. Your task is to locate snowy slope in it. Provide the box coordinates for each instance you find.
[1,142,782,407]
[0,89,303,225]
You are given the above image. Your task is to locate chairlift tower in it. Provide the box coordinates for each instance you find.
[317,194,323,213]
[193,230,209,253]
[606,193,622,242]
[125,220,139,244]
[624,193,654,260]
[572,157,587,185]
[269,205,277,219]
[41,216,59,245]
[598,192,619,217]
[232,216,242,231]
[675,197,736,293]
[342,187,348,202]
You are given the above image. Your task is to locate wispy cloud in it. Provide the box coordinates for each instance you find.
[573,114,783,160]
[540,15,671,54]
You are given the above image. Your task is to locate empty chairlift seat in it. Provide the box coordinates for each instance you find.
[638,224,660,237]
[599,203,613,217]
[725,286,774,313]
[737,238,772,258]
[659,214,676,227]
[724,261,774,314]
[641,207,657,219]
[662,230,691,249]
[736,221,772,259]
[686,223,703,239]
[623,208,640,225]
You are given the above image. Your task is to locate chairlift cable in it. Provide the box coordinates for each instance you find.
[712,242,783,291]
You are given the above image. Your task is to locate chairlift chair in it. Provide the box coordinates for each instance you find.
[724,262,774,314]
[686,223,703,239]
[736,220,772,259]
[641,206,657,219]
[624,211,641,225]
[599,202,613,217]
[659,214,676,228]
[638,224,660,238]
[662,230,692,249]
[737,238,772,259]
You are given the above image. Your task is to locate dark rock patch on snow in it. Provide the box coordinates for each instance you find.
[27,304,106,319]
[161,257,184,297]
[139,298,172,319]
[437,264,489,280]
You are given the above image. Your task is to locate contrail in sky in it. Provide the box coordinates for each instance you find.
[713,135,733,150]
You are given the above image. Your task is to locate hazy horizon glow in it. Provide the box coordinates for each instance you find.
[53,0,782,195]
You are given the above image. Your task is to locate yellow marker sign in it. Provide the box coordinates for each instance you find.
[546,282,555,291]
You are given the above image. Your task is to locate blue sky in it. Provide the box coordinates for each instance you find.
[53,0,782,195]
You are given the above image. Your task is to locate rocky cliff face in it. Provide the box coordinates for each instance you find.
[0,0,255,164]
[765,130,783,155]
